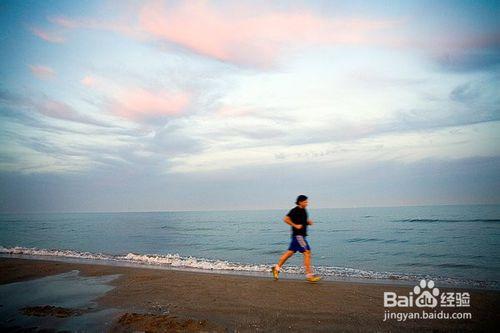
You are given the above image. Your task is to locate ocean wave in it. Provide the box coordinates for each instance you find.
[345,238,409,244]
[347,237,382,243]
[0,245,497,289]
[327,229,353,233]
[393,218,500,223]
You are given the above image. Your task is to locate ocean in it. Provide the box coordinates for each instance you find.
[1,204,499,289]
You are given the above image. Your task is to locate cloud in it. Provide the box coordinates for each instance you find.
[448,76,500,120]
[4,153,498,212]
[214,105,256,118]
[165,118,500,174]
[72,71,194,125]
[36,99,110,127]
[432,48,500,72]
[28,64,56,79]
[0,88,203,177]
[136,0,402,68]
[0,89,112,128]
[48,0,403,68]
[29,27,65,43]
[422,31,500,72]
[28,69,189,131]
[132,123,205,161]
[81,75,97,87]
[450,82,482,103]
[110,87,190,121]
[456,32,500,50]
[0,89,29,107]
[48,14,140,39]
[45,2,500,72]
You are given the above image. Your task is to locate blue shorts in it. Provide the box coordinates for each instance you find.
[288,235,311,253]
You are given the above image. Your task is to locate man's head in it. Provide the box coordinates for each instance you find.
[296,194,308,208]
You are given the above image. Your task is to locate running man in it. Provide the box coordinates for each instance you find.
[272,195,321,282]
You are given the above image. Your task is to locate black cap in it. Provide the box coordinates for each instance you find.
[295,194,308,205]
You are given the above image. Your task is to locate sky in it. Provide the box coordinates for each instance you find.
[0,0,499,212]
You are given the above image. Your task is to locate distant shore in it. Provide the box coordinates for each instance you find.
[1,257,499,332]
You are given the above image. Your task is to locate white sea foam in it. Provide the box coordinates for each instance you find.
[0,245,113,260]
[0,245,495,289]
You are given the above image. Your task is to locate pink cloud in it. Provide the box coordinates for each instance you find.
[29,65,56,79]
[136,1,403,68]
[81,75,97,87]
[49,1,403,68]
[49,15,80,29]
[111,88,190,121]
[30,27,65,43]
[47,1,497,69]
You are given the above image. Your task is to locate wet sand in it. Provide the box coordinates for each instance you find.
[0,257,499,332]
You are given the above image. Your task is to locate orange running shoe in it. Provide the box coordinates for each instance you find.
[306,275,321,283]
[272,266,280,280]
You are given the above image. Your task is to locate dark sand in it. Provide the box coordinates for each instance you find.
[0,257,498,332]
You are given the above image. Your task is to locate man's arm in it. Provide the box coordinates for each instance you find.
[284,216,302,229]
[307,219,313,225]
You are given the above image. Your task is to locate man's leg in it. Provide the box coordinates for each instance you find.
[272,250,294,280]
[303,250,321,282]
[277,250,294,268]
[303,250,312,275]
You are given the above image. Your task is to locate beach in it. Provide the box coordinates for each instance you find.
[1,257,498,332]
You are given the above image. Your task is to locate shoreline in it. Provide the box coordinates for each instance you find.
[1,257,499,332]
[1,250,496,291]
[0,253,424,288]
